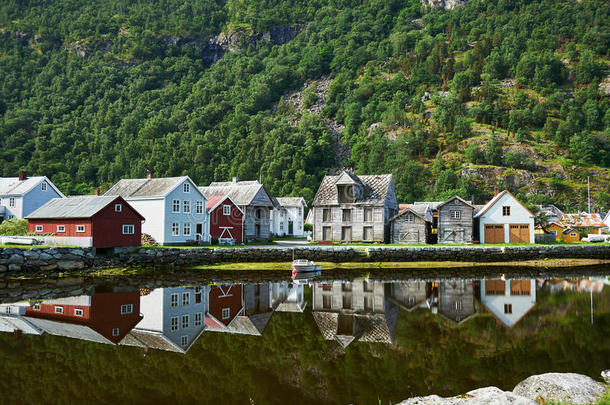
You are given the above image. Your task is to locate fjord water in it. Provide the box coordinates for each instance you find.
[0,267,609,404]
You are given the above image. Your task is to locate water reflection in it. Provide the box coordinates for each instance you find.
[0,275,608,353]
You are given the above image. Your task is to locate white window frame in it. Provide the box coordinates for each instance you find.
[56,225,66,233]
[41,182,47,191]
[450,210,461,219]
[9,197,15,208]
[183,222,191,236]
[172,199,180,213]
[172,222,180,236]
[74,308,84,316]
[115,203,122,212]
[33,303,40,310]
[120,304,133,314]
[112,328,120,336]
[502,206,511,216]
[170,293,179,307]
[35,225,43,233]
[222,307,230,320]
[54,306,63,314]
[183,200,191,213]
[122,224,135,235]
[405,213,414,223]
[194,312,202,326]
[171,316,179,331]
[181,314,189,329]
[76,225,85,233]
[196,200,203,214]
[181,335,188,347]
[183,183,190,193]
[182,292,190,306]
[223,205,231,216]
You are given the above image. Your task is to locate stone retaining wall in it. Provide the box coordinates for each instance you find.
[0,245,609,277]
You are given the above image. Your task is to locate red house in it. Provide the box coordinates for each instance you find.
[205,284,244,329]
[206,195,244,244]
[24,291,143,344]
[26,195,144,248]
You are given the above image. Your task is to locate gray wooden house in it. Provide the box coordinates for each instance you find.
[311,171,398,243]
[437,196,475,244]
[390,203,433,244]
[436,280,477,325]
[200,178,275,242]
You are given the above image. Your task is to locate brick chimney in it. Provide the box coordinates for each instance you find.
[494,187,499,196]
[18,170,27,181]
[94,188,99,196]
[146,169,153,179]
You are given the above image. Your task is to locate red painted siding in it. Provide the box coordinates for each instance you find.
[91,197,142,248]
[26,302,92,319]
[208,284,243,326]
[209,198,243,243]
[28,219,93,236]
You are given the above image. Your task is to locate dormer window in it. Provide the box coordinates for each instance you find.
[337,185,355,204]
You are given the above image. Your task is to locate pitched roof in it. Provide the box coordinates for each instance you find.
[437,195,475,209]
[0,176,64,197]
[312,172,394,206]
[312,311,396,348]
[474,190,534,218]
[0,314,44,335]
[390,203,431,222]
[26,196,135,219]
[205,194,244,214]
[200,180,273,207]
[208,313,273,336]
[561,213,606,228]
[24,317,115,345]
[119,330,185,353]
[275,197,307,208]
[105,176,195,199]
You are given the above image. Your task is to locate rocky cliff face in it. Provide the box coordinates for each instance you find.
[421,0,466,9]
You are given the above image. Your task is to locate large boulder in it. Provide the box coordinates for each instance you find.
[513,373,607,404]
[399,387,536,404]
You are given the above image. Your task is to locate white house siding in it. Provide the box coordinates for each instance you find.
[312,280,385,313]
[164,182,209,245]
[271,202,306,237]
[480,279,536,328]
[136,287,208,350]
[477,193,535,244]
[126,199,165,244]
[0,196,23,219]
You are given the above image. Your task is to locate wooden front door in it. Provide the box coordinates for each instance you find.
[288,220,293,235]
[484,224,504,244]
[509,224,530,243]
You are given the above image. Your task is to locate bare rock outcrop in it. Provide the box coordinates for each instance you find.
[399,386,536,405]
[513,372,607,404]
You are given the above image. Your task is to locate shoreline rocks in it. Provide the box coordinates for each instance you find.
[399,372,608,405]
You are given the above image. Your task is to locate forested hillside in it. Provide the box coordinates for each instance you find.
[0,0,608,210]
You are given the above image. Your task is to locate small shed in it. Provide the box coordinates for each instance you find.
[206,195,244,244]
[437,196,475,244]
[26,195,144,248]
[390,204,432,244]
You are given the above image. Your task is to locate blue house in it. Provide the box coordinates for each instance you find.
[0,171,64,222]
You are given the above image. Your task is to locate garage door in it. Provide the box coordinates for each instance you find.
[509,224,530,243]
[484,224,504,244]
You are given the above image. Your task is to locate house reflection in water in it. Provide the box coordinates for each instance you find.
[0,291,142,344]
[121,286,207,353]
[480,279,536,328]
[271,281,306,313]
[205,283,276,336]
[389,281,430,311]
[312,280,398,348]
[433,280,477,325]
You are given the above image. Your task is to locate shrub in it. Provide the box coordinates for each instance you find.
[0,219,28,236]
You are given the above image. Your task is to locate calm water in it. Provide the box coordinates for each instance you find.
[1,265,609,404]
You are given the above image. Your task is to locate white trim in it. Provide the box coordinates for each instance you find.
[35,225,43,233]
[54,306,63,314]
[74,308,83,316]
[120,304,133,314]
[183,200,191,213]
[222,204,231,216]
[183,222,191,236]
[171,316,179,331]
[122,224,135,235]
[221,307,230,320]
[115,203,122,212]
[56,225,65,233]
[183,183,190,193]
[171,222,180,236]
[41,182,47,191]
[112,328,120,336]
[76,225,85,233]
[172,199,180,213]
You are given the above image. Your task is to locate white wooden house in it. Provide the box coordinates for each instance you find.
[120,286,209,353]
[481,279,536,328]
[0,171,64,222]
[105,173,209,245]
[270,197,307,237]
[474,190,535,244]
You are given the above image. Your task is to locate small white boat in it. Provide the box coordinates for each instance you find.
[292,259,321,273]
[1,236,35,245]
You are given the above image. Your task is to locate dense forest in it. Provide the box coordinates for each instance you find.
[0,0,608,210]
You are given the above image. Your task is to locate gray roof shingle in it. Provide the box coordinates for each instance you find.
[26,196,122,219]
[105,177,190,198]
[200,180,273,207]
[0,176,63,197]
[275,197,307,208]
[312,172,394,206]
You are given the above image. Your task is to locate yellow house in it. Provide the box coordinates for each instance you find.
[542,221,580,242]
